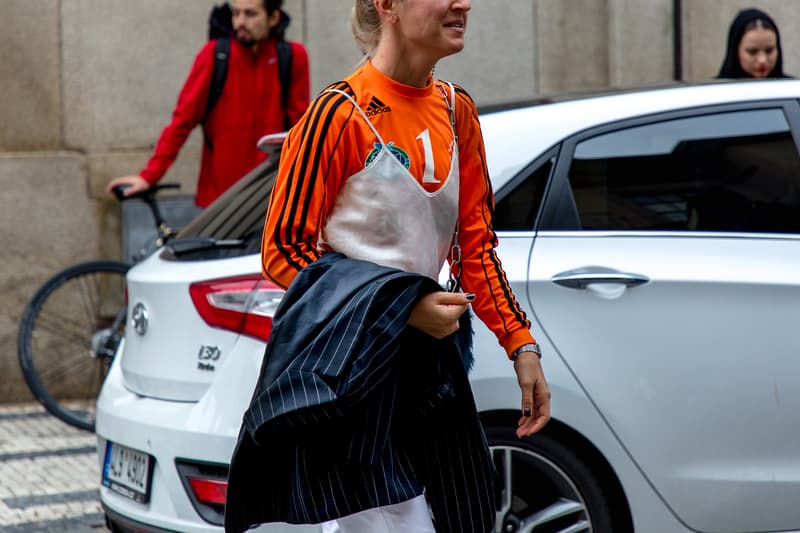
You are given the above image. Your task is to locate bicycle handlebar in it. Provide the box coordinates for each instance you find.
[111,182,182,245]
[111,182,181,202]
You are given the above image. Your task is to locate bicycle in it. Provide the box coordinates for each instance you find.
[17,183,182,432]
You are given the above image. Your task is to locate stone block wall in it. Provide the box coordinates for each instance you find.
[0,0,62,151]
[0,0,797,403]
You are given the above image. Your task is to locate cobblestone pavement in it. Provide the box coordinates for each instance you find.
[0,402,109,533]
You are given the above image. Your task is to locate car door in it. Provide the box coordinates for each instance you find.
[519,101,800,533]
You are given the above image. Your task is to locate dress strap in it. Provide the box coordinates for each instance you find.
[323,88,386,146]
[434,81,458,146]
[433,81,462,293]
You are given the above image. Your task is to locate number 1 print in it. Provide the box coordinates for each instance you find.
[416,129,440,183]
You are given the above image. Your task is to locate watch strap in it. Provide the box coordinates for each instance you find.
[512,343,541,361]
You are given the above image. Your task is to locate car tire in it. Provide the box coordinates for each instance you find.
[486,425,615,533]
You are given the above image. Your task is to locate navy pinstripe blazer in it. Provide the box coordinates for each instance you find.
[224,253,496,533]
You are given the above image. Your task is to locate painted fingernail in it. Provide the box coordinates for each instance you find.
[523,407,531,417]
[465,293,475,301]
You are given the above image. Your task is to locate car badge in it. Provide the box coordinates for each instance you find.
[131,303,149,336]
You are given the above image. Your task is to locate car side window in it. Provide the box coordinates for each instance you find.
[493,157,553,230]
[568,108,800,233]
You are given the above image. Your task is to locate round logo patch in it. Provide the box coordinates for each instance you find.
[365,142,411,169]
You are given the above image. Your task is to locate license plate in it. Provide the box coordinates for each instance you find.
[102,441,154,503]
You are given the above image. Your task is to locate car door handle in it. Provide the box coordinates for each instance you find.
[551,266,650,289]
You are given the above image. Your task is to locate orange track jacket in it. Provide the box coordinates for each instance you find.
[262,62,534,357]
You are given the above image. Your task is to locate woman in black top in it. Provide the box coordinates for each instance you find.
[717,8,790,79]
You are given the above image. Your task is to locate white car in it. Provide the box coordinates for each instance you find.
[97,78,800,533]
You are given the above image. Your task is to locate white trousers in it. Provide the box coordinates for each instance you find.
[320,494,436,533]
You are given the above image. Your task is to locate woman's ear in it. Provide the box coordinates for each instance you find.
[373,0,397,23]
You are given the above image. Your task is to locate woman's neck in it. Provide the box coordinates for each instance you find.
[371,46,435,88]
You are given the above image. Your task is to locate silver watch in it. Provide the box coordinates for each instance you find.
[512,343,541,361]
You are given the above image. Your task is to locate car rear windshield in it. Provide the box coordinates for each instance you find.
[160,159,277,262]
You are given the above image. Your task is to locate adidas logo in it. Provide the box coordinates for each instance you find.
[365,96,391,117]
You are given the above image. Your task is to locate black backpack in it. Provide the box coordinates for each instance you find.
[203,3,293,149]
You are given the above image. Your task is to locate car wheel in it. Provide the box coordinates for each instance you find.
[486,426,614,533]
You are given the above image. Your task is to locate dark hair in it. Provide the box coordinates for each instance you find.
[742,16,777,35]
[717,8,787,79]
[262,0,289,41]
[263,0,283,15]
[210,2,289,41]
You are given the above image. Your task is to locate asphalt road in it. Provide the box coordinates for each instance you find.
[0,402,109,533]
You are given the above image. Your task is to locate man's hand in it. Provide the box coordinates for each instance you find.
[407,291,472,339]
[514,352,551,438]
[105,175,151,198]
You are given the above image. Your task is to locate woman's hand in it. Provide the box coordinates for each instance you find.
[407,291,472,339]
[514,352,551,438]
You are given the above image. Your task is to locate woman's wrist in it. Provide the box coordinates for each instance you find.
[511,343,541,361]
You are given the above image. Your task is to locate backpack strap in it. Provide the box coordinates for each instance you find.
[203,36,292,150]
[276,40,293,130]
[202,37,231,151]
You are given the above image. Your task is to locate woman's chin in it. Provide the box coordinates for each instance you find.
[439,41,465,59]
[746,67,772,79]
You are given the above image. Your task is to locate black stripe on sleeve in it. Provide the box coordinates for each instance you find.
[294,84,357,244]
[272,83,355,272]
[460,88,529,329]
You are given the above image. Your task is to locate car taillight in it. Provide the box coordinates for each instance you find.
[175,460,228,526]
[189,274,283,342]
[188,476,228,506]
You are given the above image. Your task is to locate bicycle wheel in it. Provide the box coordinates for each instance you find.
[18,260,131,432]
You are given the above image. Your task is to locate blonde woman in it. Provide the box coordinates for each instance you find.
[225,2,550,532]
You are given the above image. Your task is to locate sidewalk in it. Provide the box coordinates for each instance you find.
[0,402,108,532]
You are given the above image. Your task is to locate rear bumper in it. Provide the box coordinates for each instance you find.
[96,351,321,533]
[97,356,236,533]
[104,504,180,533]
